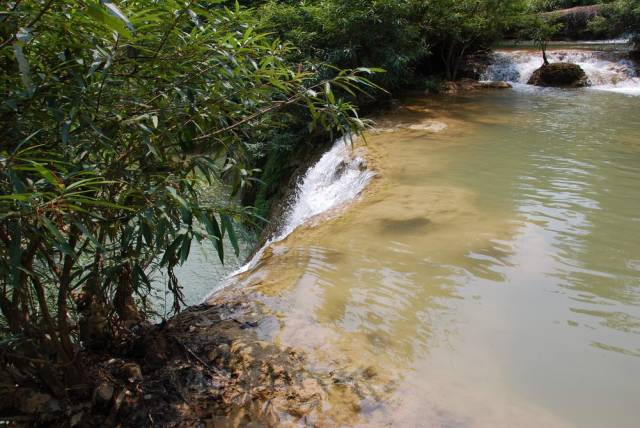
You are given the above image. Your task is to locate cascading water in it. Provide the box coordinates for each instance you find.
[482,49,640,95]
[279,139,373,238]
[206,138,374,296]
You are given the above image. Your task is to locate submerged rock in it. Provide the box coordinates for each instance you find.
[439,78,512,94]
[408,121,448,132]
[528,62,589,87]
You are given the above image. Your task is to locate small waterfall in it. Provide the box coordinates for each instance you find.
[482,49,640,95]
[206,138,374,296]
[280,138,373,238]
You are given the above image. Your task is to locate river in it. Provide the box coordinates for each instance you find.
[192,47,640,427]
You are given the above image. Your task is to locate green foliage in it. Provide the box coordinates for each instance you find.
[256,0,427,90]
[0,0,377,394]
[421,0,527,80]
[522,14,564,63]
[593,0,640,45]
[253,0,527,84]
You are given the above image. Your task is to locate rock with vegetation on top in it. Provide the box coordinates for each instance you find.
[528,62,589,87]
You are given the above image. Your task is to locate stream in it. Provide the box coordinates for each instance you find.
[190,46,640,427]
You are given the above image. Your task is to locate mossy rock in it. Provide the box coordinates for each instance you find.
[528,62,589,88]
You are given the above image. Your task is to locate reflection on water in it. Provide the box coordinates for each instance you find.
[221,88,640,427]
[153,229,255,312]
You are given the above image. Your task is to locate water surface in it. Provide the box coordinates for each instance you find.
[226,85,640,427]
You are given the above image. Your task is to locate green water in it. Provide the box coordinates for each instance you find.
[152,228,255,314]
[228,87,640,427]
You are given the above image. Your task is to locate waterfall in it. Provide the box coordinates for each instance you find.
[206,138,374,297]
[279,138,373,238]
[482,49,640,95]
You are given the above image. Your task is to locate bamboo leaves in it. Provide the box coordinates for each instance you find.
[86,0,134,38]
[0,0,373,380]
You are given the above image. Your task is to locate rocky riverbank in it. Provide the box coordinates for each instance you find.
[3,276,383,427]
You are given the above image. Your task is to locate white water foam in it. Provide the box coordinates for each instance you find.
[482,49,640,95]
[205,137,374,298]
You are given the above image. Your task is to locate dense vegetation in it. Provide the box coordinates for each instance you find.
[592,0,640,44]
[254,0,526,83]
[0,0,637,418]
[0,0,377,398]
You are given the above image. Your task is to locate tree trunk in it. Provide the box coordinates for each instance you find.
[451,45,469,82]
[446,41,455,80]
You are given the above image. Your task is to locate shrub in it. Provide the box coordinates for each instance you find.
[0,0,376,395]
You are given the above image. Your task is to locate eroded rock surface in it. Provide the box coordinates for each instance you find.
[528,62,589,87]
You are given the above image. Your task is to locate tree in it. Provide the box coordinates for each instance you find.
[0,0,377,396]
[418,0,526,80]
[525,15,564,65]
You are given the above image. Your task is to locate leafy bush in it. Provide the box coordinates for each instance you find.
[0,0,376,395]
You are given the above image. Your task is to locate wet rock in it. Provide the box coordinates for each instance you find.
[334,160,348,178]
[230,340,246,354]
[120,362,143,382]
[542,5,602,39]
[271,364,286,378]
[440,78,512,94]
[362,366,377,379]
[408,121,448,133]
[93,382,115,407]
[478,81,512,89]
[528,62,589,87]
[293,378,323,401]
[107,358,122,366]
